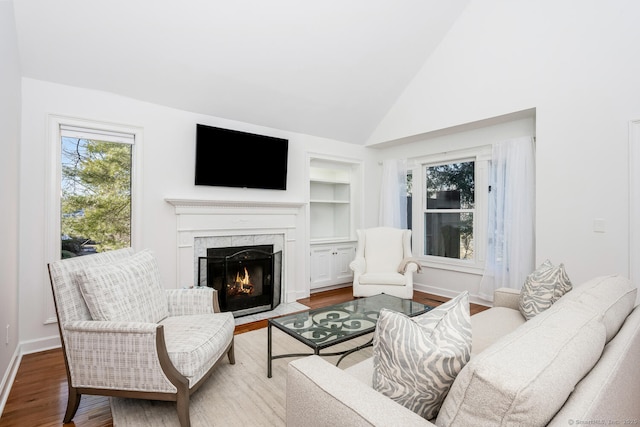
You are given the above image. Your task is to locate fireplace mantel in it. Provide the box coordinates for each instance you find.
[165,197,306,304]
[165,198,305,215]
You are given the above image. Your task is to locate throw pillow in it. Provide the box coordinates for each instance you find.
[372,291,472,420]
[518,259,572,320]
[76,249,169,323]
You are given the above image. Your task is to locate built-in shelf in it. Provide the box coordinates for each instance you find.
[309,161,354,242]
[307,156,362,290]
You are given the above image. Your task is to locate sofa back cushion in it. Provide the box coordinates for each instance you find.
[364,227,404,274]
[553,275,637,343]
[48,247,135,324]
[76,249,169,323]
[436,302,606,427]
[550,305,640,424]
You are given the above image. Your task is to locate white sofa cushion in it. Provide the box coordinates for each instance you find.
[373,291,472,420]
[470,307,525,356]
[554,275,637,343]
[518,259,572,320]
[364,227,404,274]
[436,301,606,426]
[76,249,169,323]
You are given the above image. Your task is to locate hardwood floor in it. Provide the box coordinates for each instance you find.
[0,288,488,427]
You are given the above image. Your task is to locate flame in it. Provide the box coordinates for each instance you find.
[228,267,253,295]
[235,267,250,287]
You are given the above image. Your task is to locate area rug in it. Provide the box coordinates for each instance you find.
[233,301,309,326]
[110,326,373,426]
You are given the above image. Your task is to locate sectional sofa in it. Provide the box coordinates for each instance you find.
[287,275,640,426]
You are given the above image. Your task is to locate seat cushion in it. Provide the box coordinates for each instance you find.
[373,291,471,420]
[76,249,169,323]
[437,301,606,426]
[470,307,525,357]
[358,272,407,286]
[160,312,234,383]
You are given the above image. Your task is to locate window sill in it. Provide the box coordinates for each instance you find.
[418,258,484,275]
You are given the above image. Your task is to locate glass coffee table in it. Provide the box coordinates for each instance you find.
[267,293,432,377]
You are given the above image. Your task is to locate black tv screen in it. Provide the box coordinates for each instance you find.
[195,124,289,190]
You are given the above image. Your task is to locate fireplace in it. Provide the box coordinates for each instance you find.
[198,245,282,317]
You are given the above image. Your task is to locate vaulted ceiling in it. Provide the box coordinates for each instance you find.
[12,0,469,144]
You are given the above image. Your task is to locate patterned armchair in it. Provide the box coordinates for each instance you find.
[350,227,418,299]
[48,248,235,427]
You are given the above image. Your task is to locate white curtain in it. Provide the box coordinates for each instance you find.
[379,159,407,228]
[479,136,535,300]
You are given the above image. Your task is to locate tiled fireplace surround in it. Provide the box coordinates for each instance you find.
[165,199,306,308]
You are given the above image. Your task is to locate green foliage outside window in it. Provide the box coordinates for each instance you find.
[61,138,132,257]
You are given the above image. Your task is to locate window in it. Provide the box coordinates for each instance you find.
[44,117,142,323]
[60,128,133,258]
[424,161,475,260]
[46,118,141,261]
[410,147,490,273]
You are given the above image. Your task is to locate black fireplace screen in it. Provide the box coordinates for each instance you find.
[198,245,282,317]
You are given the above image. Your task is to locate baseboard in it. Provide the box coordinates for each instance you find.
[0,346,22,418]
[413,282,492,307]
[0,335,61,418]
[19,335,61,356]
[309,283,352,294]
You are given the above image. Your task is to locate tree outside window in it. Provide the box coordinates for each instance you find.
[61,137,132,258]
[424,161,475,260]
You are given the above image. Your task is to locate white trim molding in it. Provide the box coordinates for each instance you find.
[629,119,640,305]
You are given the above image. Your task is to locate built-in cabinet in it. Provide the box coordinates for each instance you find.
[308,156,361,290]
[309,243,356,288]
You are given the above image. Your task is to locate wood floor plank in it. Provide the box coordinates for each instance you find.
[0,287,488,426]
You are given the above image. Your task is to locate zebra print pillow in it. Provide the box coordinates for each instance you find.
[372,291,472,420]
[518,259,572,320]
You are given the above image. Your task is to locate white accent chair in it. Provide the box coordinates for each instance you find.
[48,248,235,427]
[349,227,418,299]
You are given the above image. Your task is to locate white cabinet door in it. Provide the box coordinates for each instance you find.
[310,243,356,289]
[310,245,334,288]
[334,244,356,283]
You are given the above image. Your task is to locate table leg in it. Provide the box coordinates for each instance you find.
[267,322,273,378]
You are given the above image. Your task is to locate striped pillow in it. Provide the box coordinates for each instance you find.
[76,249,169,323]
[519,260,572,320]
[372,291,472,420]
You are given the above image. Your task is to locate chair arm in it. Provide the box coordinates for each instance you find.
[493,287,521,310]
[63,320,178,393]
[349,257,366,274]
[165,287,219,315]
[287,356,432,426]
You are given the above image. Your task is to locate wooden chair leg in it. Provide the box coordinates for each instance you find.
[176,389,191,427]
[227,340,236,365]
[63,386,81,423]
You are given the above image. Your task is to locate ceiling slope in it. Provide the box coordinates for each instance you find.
[13,0,469,143]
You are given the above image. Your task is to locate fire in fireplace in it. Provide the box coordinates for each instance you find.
[198,245,282,317]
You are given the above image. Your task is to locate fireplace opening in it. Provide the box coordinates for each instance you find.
[198,245,282,317]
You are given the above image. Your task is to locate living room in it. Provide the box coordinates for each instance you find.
[2,0,640,423]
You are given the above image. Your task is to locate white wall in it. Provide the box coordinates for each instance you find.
[368,0,640,288]
[18,78,366,349]
[0,0,21,402]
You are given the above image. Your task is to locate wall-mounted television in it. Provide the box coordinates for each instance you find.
[195,124,289,190]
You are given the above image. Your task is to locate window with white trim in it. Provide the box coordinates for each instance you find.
[58,124,135,258]
[410,147,490,273]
